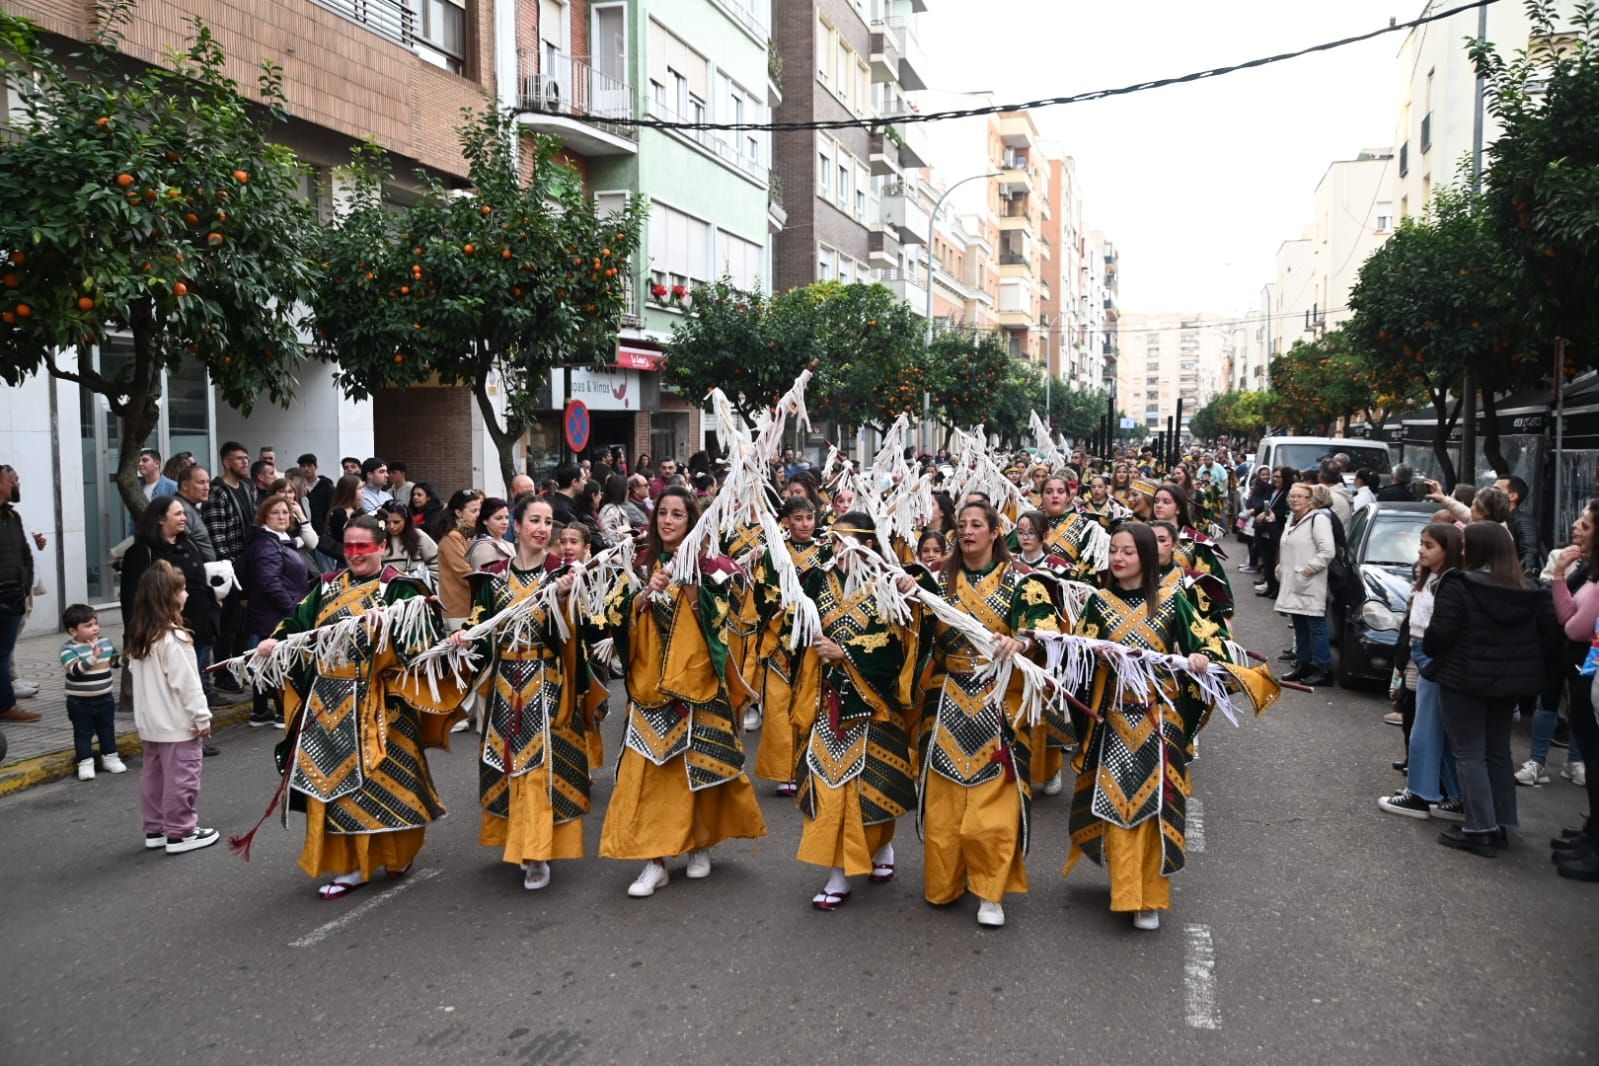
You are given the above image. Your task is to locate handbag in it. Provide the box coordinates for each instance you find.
[203,559,238,604]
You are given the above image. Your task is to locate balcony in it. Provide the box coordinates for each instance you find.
[882,181,930,244]
[1103,292,1119,321]
[996,308,1032,329]
[1420,111,1432,154]
[998,151,1031,195]
[895,121,930,170]
[519,52,638,156]
[868,25,901,83]
[867,226,901,267]
[868,130,900,176]
[998,251,1030,269]
[871,266,928,308]
[1399,140,1409,177]
[888,16,928,91]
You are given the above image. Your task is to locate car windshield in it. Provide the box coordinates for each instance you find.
[1365,515,1426,566]
[1275,444,1391,474]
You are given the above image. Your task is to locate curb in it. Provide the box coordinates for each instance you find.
[0,700,255,798]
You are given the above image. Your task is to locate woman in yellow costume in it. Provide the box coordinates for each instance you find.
[452,495,586,892]
[598,487,768,898]
[250,514,464,900]
[1065,522,1227,931]
[1010,509,1077,799]
[922,500,1062,928]
[751,495,831,795]
[1153,482,1234,621]
[790,511,927,910]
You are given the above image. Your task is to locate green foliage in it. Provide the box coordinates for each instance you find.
[663,278,815,423]
[799,282,927,432]
[310,105,647,481]
[1189,390,1268,442]
[1049,380,1117,442]
[1471,0,1599,361]
[0,9,319,514]
[925,330,1012,429]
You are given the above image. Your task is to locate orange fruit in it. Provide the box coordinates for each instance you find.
[96,117,109,129]
[207,232,224,246]
[15,303,30,317]
[394,353,405,364]
[9,251,24,266]
[2,273,16,288]
[232,169,249,183]
[400,286,410,295]
[116,173,135,188]
[463,243,475,255]
[184,213,199,225]
[481,205,492,216]
[77,296,95,311]
[1,311,14,325]
[173,282,188,297]
[501,249,511,260]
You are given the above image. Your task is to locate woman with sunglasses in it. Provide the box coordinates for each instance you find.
[249,514,464,900]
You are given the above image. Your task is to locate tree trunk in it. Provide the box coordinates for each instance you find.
[1480,388,1511,478]
[113,320,163,519]
[471,367,519,486]
[1429,389,1459,488]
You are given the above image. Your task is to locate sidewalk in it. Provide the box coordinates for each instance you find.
[0,620,252,795]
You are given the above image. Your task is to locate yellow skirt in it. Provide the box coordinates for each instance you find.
[754,666,801,783]
[479,763,586,865]
[298,804,426,880]
[599,748,767,860]
[1064,817,1171,912]
[920,772,1027,905]
[796,776,897,876]
[1027,724,1064,787]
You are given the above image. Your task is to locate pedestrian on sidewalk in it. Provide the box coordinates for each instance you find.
[1274,481,1336,686]
[243,497,310,728]
[60,603,126,779]
[126,561,218,855]
[1423,522,1563,857]
[0,463,45,722]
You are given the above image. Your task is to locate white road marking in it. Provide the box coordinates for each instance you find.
[1187,797,1206,853]
[289,867,441,948]
[1184,923,1221,1030]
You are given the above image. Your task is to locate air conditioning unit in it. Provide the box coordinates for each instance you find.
[524,74,564,112]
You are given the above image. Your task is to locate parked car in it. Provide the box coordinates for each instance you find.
[1333,500,1435,688]
[1254,436,1393,486]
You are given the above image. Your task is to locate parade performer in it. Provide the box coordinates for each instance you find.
[598,487,767,898]
[454,495,586,892]
[922,500,1063,927]
[791,513,927,910]
[1019,474,1108,584]
[1064,523,1235,931]
[1150,521,1235,639]
[1011,509,1078,795]
[1110,464,1134,507]
[1127,478,1158,521]
[752,496,831,794]
[1078,474,1127,532]
[1153,482,1234,617]
[245,514,464,899]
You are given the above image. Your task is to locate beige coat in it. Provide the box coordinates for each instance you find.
[1275,509,1336,617]
[129,629,212,742]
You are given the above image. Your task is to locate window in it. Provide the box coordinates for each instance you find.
[715,228,763,288]
[818,143,832,196]
[819,247,835,281]
[837,163,850,208]
[817,18,833,82]
[649,18,708,120]
[1375,203,1394,232]
[856,60,870,114]
[647,201,712,297]
[413,0,466,73]
[837,41,849,97]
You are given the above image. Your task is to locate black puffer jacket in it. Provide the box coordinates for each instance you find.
[1422,569,1563,699]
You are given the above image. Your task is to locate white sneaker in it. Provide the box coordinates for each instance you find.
[76,759,95,781]
[1042,770,1064,796]
[100,753,127,774]
[976,900,1006,927]
[1565,761,1587,787]
[165,827,220,854]
[522,860,551,891]
[13,680,39,697]
[1132,910,1161,931]
[685,849,712,879]
[742,706,762,731]
[627,861,669,898]
[1515,760,1549,786]
[450,718,472,733]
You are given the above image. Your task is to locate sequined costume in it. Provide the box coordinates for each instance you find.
[790,564,926,875]
[751,537,831,784]
[920,561,1063,905]
[1173,527,1233,619]
[276,568,464,881]
[1013,553,1079,788]
[597,551,767,859]
[1064,584,1226,912]
[468,560,591,867]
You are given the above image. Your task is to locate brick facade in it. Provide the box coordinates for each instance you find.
[373,385,477,494]
[11,0,495,178]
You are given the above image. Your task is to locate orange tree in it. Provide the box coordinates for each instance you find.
[798,281,928,436]
[925,329,1012,439]
[0,9,319,515]
[1348,186,1530,483]
[312,106,647,483]
[663,278,817,424]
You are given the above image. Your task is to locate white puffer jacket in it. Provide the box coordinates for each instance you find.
[1274,509,1336,617]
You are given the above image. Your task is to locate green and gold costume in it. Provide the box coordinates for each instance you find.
[751,537,831,784]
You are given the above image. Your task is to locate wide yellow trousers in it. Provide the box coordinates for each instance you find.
[796,775,897,876]
[920,772,1027,904]
[298,808,425,881]
[479,763,586,865]
[599,748,767,860]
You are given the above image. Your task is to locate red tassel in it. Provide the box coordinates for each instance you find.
[991,744,1016,783]
[228,763,291,861]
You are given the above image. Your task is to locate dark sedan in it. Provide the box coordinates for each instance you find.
[1335,501,1437,688]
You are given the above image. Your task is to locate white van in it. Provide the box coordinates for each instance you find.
[1253,437,1393,481]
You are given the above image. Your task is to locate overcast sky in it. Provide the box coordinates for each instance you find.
[916,0,1424,317]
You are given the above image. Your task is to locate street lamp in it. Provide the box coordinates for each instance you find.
[922,171,1002,452]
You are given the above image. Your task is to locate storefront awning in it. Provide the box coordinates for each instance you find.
[616,346,663,371]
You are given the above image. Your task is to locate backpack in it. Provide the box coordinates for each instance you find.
[1318,509,1350,595]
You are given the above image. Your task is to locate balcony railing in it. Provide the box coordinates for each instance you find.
[523,52,638,142]
[313,0,415,52]
[999,252,1028,267]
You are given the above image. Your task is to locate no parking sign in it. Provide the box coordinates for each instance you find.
[563,400,591,453]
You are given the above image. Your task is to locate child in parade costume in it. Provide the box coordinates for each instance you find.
[1110,464,1134,507]
[751,496,833,796]
[597,488,768,898]
[922,501,1064,928]
[791,512,929,910]
[1126,478,1159,520]
[249,514,465,899]
[451,496,584,892]
[1065,523,1263,931]
[1027,464,1050,508]
[1011,475,1107,584]
[1077,474,1124,532]
[556,523,612,775]
[1153,483,1234,619]
[917,529,949,570]
[1011,510,1078,796]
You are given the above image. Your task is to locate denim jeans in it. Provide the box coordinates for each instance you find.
[66,694,119,762]
[1439,687,1518,832]
[1291,612,1331,670]
[1406,641,1460,804]
[1529,702,1584,765]
[0,612,21,708]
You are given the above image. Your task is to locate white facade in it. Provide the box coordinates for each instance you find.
[1117,311,1232,437]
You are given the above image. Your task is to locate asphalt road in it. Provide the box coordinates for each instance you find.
[2,575,1594,1065]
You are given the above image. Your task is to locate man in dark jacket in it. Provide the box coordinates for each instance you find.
[1376,464,1418,502]
[298,453,334,537]
[1496,475,1544,583]
[548,463,583,526]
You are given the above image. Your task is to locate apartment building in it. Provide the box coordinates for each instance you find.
[1,0,501,627]
[1116,312,1230,437]
[770,0,930,299]
[1232,283,1274,392]
[928,206,997,332]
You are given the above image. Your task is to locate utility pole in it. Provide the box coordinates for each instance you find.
[1461,0,1490,484]
[923,171,1001,454]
